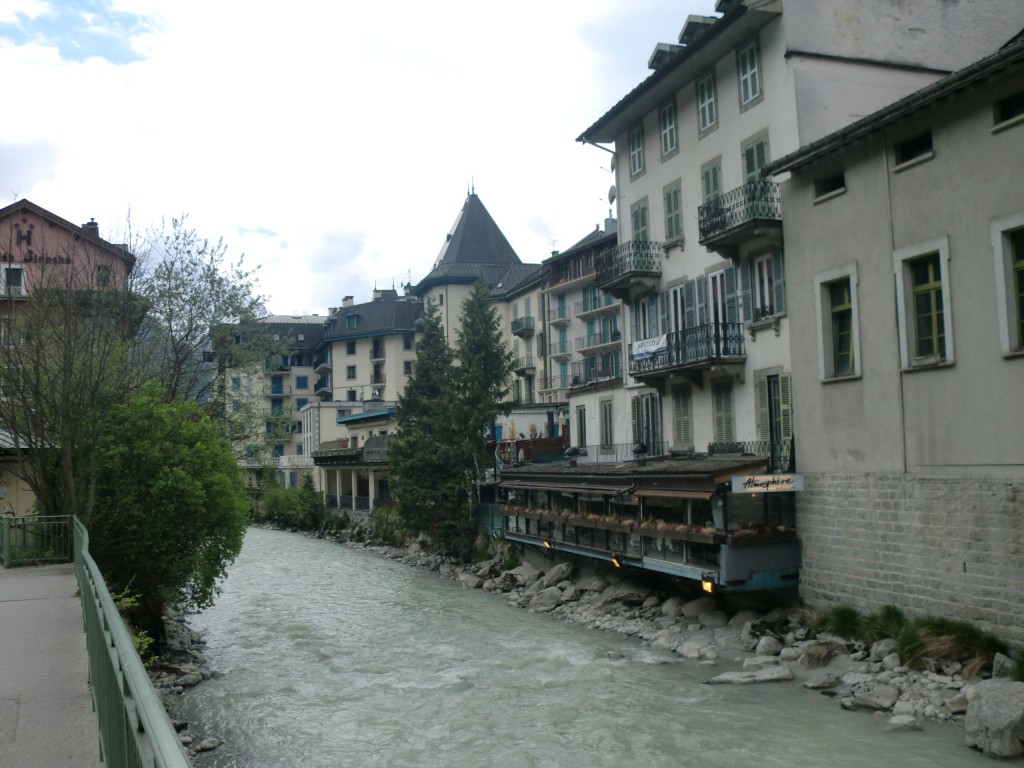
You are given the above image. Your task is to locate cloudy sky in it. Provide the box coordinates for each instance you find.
[1,0,717,315]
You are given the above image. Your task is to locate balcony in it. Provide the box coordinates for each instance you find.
[595,241,662,301]
[549,339,572,360]
[698,181,782,255]
[538,375,570,391]
[548,306,572,326]
[575,293,619,319]
[314,355,331,374]
[569,359,623,389]
[709,439,794,474]
[576,329,622,354]
[514,356,536,375]
[370,371,387,386]
[370,347,387,362]
[511,316,535,338]
[314,375,332,397]
[628,323,746,379]
[263,384,292,396]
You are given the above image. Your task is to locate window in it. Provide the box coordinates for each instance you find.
[741,251,784,323]
[295,398,308,410]
[346,340,356,355]
[756,371,792,444]
[712,382,734,442]
[600,399,613,448]
[96,265,110,288]
[404,360,414,376]
[696,72,717,134]
[737,39,762,108]
[827,278,856,376]
[814,172,846,200]
[3,267,24,296]
[346,365,356,380]
[894,236,953,367]
[742,132,770,182]
[994,90,1024,127]
[671,386,692,450]
[631,393,660,453]
[295,375,308,389]
[701,158,722,203]
[631,199,649,242]
[894,132,933,167]
[991,214,1024,354]
[664,183,682,241]
[659,101,677,156]
[231,399,240,413]
[297,334,305,342]
[231,376,241,391]
[345,314,359,330]
[346,390,357,402]
[576,405,587,448]
[403,334,413,350]
[628,124,645,176]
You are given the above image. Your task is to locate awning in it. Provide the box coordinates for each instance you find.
[500,480,629,495]
[634,488,714,500]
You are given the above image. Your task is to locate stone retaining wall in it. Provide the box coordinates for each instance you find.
[797,473,1024,645]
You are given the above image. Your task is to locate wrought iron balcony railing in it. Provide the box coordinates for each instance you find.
[628,322,745,377]
[595,240,662,289]
[576,329,622,352]
[708,439,794,473]
[511,316,536,336]
[569,359,623,387]
[698,180,782,244]
[548,306,572,324]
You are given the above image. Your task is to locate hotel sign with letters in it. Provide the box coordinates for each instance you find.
[731,474,805,493]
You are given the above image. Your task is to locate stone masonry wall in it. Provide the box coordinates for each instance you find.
[797,473,1024,646]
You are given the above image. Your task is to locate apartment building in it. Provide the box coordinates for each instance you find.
[497,0,1024,593]
[766,37,1024,641]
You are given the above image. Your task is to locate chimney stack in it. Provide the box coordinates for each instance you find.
[342,295,354,308]
[83,219,99,238]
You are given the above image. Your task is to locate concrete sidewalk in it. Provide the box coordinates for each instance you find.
[0,562,102,768]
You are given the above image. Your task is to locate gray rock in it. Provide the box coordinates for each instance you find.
[677,629,717,659]
[539,561,574,589]
[642,595,661,609]
[558,585,581,603]
[851,683,899,711]
[992,652,1014,680]
[743,655,781,671]
[756,635,783,656]
[576,577,609,592]
[799,643,833,669]
[779,647,802,662]
[870,638,898,662]
[699,610,728,628]
[708,666,794,685]
[457,573,483,589]
[508,563,541,587]
[596,580,653,606]
[661,596,686,617]
[681,596,717,619]
[884,715,923,733]
[881,653,902,672]
[946,690,969,715]
[728,609,763,629]
[193,737,221,752]
[964,680,1024,759]
[804,671,840,690]
[528,587,564,613]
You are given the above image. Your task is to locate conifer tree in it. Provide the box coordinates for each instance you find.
[388,299,471,551]
[454,279,515,483]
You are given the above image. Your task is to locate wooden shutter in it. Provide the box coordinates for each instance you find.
[756,375,770,441]
[773,250,786,315]
[713,383,734,442]
[672,386,692,449]
[740,260,752,323]
[631,396,640,444]
[780,372,793,440]
[696,275,708,325]
[659,291,669,334]
[684,280,697,329]
[724,265,738,323]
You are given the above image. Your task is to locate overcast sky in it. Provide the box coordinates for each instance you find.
[1,0,718,315]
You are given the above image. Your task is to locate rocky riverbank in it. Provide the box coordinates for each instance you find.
[152,531,1024,762]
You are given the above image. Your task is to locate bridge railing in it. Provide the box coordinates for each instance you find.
[73,517,193,768]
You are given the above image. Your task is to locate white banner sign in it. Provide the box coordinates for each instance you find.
[631,335,667,361]
[731,474,805,493]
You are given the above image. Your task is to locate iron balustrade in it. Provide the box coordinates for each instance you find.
[697,180,782,243]
[628,322,746,376]
[569,359,623,387]
[574,441,668,464]
[595,241,663,287]
[0,515,72,567]
[511,316,535,335]
[548,306,571,323]
[549,339,572,356]
[514,355,536,371]
[576,329,622,351]
[708,439,795,473]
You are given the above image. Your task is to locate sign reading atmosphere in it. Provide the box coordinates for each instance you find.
[631,335,667,361]
[731,474,805,493]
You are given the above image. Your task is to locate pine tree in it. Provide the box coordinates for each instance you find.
[455,279,515,483]
[388,299,471,551]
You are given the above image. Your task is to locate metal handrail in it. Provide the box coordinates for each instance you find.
[73,518,192,768]
[595,240,662,286]
[0,515,72,567]
[697,180,782,243]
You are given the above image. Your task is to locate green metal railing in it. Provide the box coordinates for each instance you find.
[73,518,193,768]
[0,514,73,567]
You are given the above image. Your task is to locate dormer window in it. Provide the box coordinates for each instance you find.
[345,313,359,330]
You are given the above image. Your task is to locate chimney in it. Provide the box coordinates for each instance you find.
[604,215,618,235]
[372,288,383,301]
[342,296,354,308]
[83,219,99,238]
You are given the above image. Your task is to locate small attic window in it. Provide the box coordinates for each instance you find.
[813,172,846,202]
[994,90,1024,129]
[345,314,359,330]
[894,131,933,168]
[297,334,305,341]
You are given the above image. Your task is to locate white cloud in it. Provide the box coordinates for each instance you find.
[4,0,717,315]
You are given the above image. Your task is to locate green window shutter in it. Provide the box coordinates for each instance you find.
[740,260,753,323]
[724,265,738,324]
[673,387,692,449]
[659,291,669,334]
[773,250,786,315]
[696,275,708,326]
[744,145,758,182]
[756,376,770,441]
[780,372,793,440]
[684,280,697,329]
[631,396,640,444]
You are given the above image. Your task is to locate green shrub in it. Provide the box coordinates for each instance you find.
[501,546,521,572]
[860,604,907,644]
[816,605,862,639]
[896,616,1008,676]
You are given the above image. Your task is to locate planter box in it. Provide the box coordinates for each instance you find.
[726,529,797,547]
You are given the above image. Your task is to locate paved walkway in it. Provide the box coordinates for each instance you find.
[0,562,102,768]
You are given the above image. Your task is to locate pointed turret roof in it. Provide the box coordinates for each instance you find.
[414,193,522,293]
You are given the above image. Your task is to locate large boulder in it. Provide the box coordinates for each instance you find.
[596,580,653,607]
[707,666,794,685]
[964,680,1024,759]
[661,596,687,617]
[507,563,541,587]
[527,587,564,614]
[539,561,574,589]
[681,596,716,619]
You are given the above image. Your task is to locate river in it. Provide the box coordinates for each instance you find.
[174,527,990,768]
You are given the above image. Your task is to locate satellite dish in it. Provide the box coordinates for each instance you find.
[610,155,617,172]
[608,185,617,205]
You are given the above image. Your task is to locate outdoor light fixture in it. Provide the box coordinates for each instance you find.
[611,552,622,568]
[701,572,715,593]
[565,446,580,467]
[543,539,553,549]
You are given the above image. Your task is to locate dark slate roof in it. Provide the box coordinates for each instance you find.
[489,263,546,300]
[320,295,423,345]
[414,194,522,293]
[767,34,1024,175]
[259,315,328,351]
[544,226,617,265]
